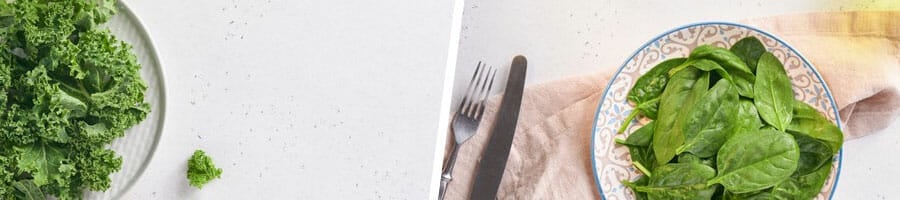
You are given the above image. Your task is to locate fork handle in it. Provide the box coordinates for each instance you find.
[439,143,461,200]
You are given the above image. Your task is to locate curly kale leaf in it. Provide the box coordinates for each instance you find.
[0,155,16,200]
[187,150,223,189]
[14,143,69,187]
[12,180,45,200]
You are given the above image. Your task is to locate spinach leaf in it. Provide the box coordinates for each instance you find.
[653,68,709,165]
[689,59,755,98]
[687,45,756,98]
[690,59,733,80]
[730,36,766,73]
[623,176,650,200]
[701,158,716,170]
[680,153,717,170]
[620,58,687,133]
[793,133,833,176]
[754,52,794,131]
[678,153,701,164]
[677,79,739,158]
[722,190,773,200]
[628,58,688,118]
[770,163,831,200]
[709,128,799,193]
[619,98,661,134]
[788,100,843,153]
[621,121,658,173]
[735,99,763,133]
[688,45,755,75]
[619,121,655,147]
[634,163,718,200]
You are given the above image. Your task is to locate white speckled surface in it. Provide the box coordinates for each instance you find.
[119,0,454,199]
[452,0,899,199]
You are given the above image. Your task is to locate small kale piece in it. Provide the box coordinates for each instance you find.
[187,150,223,188]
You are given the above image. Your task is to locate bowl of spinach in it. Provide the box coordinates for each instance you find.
[590,22,842,200]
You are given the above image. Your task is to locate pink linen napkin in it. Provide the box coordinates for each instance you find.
[444,11,900,199]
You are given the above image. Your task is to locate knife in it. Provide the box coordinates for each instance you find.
[469,55,527,199]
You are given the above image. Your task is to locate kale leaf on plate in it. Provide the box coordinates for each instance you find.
[0,0,149,199]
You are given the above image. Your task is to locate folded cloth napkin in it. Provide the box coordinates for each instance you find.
[444,11,900,199]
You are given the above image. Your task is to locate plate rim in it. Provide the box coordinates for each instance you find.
[107,1,168,199]
[589,21,843,200]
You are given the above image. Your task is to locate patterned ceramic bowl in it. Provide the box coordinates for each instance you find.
[590,22,841,200]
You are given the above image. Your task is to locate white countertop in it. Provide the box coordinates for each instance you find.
[120,0,454,199]
[452,0,899,199]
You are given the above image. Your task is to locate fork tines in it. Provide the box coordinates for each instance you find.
[458,62,497,120]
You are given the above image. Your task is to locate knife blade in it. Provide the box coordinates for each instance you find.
[469,55,527,200]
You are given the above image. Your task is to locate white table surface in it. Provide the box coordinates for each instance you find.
[452,0,900,199]
[120,0,454,199]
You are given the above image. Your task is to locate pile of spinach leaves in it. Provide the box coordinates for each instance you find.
[617,36,843,200]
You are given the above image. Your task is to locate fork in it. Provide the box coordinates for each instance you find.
[439,62,497,200]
